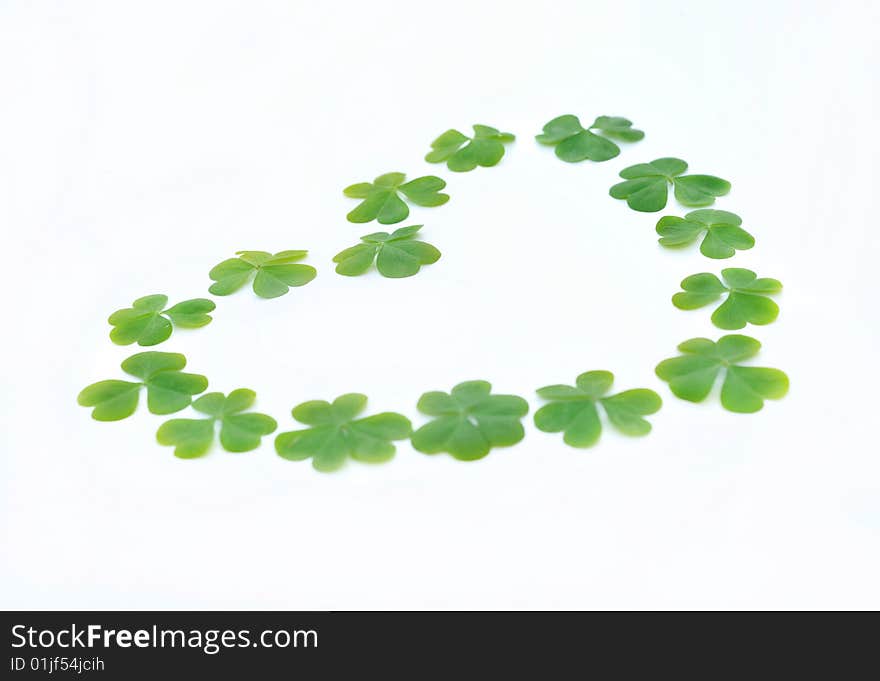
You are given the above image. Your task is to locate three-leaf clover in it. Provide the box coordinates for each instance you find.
[343,172,449,224]
[108,294,215,346]
[673,268,783,330]
[208,250,316,298]
[536,114,644,162]
[77,352,208,421]
[156,389,277,458]
[609,158,730,212]
[333,225,440,278]
[411,381,529,461]
[425,124,515,171]
[534,371,662,447]
[275,394,412,472]
[655,335,789,413]
[656,209,755,258]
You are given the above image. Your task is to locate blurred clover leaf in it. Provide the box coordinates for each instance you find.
[655,335,789,413]
[156,389,276,458]
[425,124,515,171]
[534,371,662,448]
[333,225,440,278]
[610,158,730,212]
[275,393,411,472]
[656,209,754,258]
[108,294,215,346]
[208,250,316,299]
[77,352,208,421]
[343,172,449,224]
[411,380,529,461]
[673,268,783,330]
[536,114,643,162]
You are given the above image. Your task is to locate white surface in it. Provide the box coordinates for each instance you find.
[1,0,878,610]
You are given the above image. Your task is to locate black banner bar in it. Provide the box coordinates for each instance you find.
[2,611,874,678]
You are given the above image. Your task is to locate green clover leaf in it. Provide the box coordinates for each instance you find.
[425,124,515,172]
[156,388,277,458]
[609,158,730,212]
[208,250,316,298]
[655,335,789,413]
[656,209,755,259]
[333,225,441,278]
[343,172,449,224]
[673,268,783,330]
[536,114,644,162]
[534,371,662,448]
[77,352,208,421]
[274,393,412,472]
[411,381,529,461]
[107,294,215,346]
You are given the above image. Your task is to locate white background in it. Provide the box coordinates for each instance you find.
[1,0,878,609]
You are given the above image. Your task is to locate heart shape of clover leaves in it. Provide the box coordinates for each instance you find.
[78,114,788,472]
